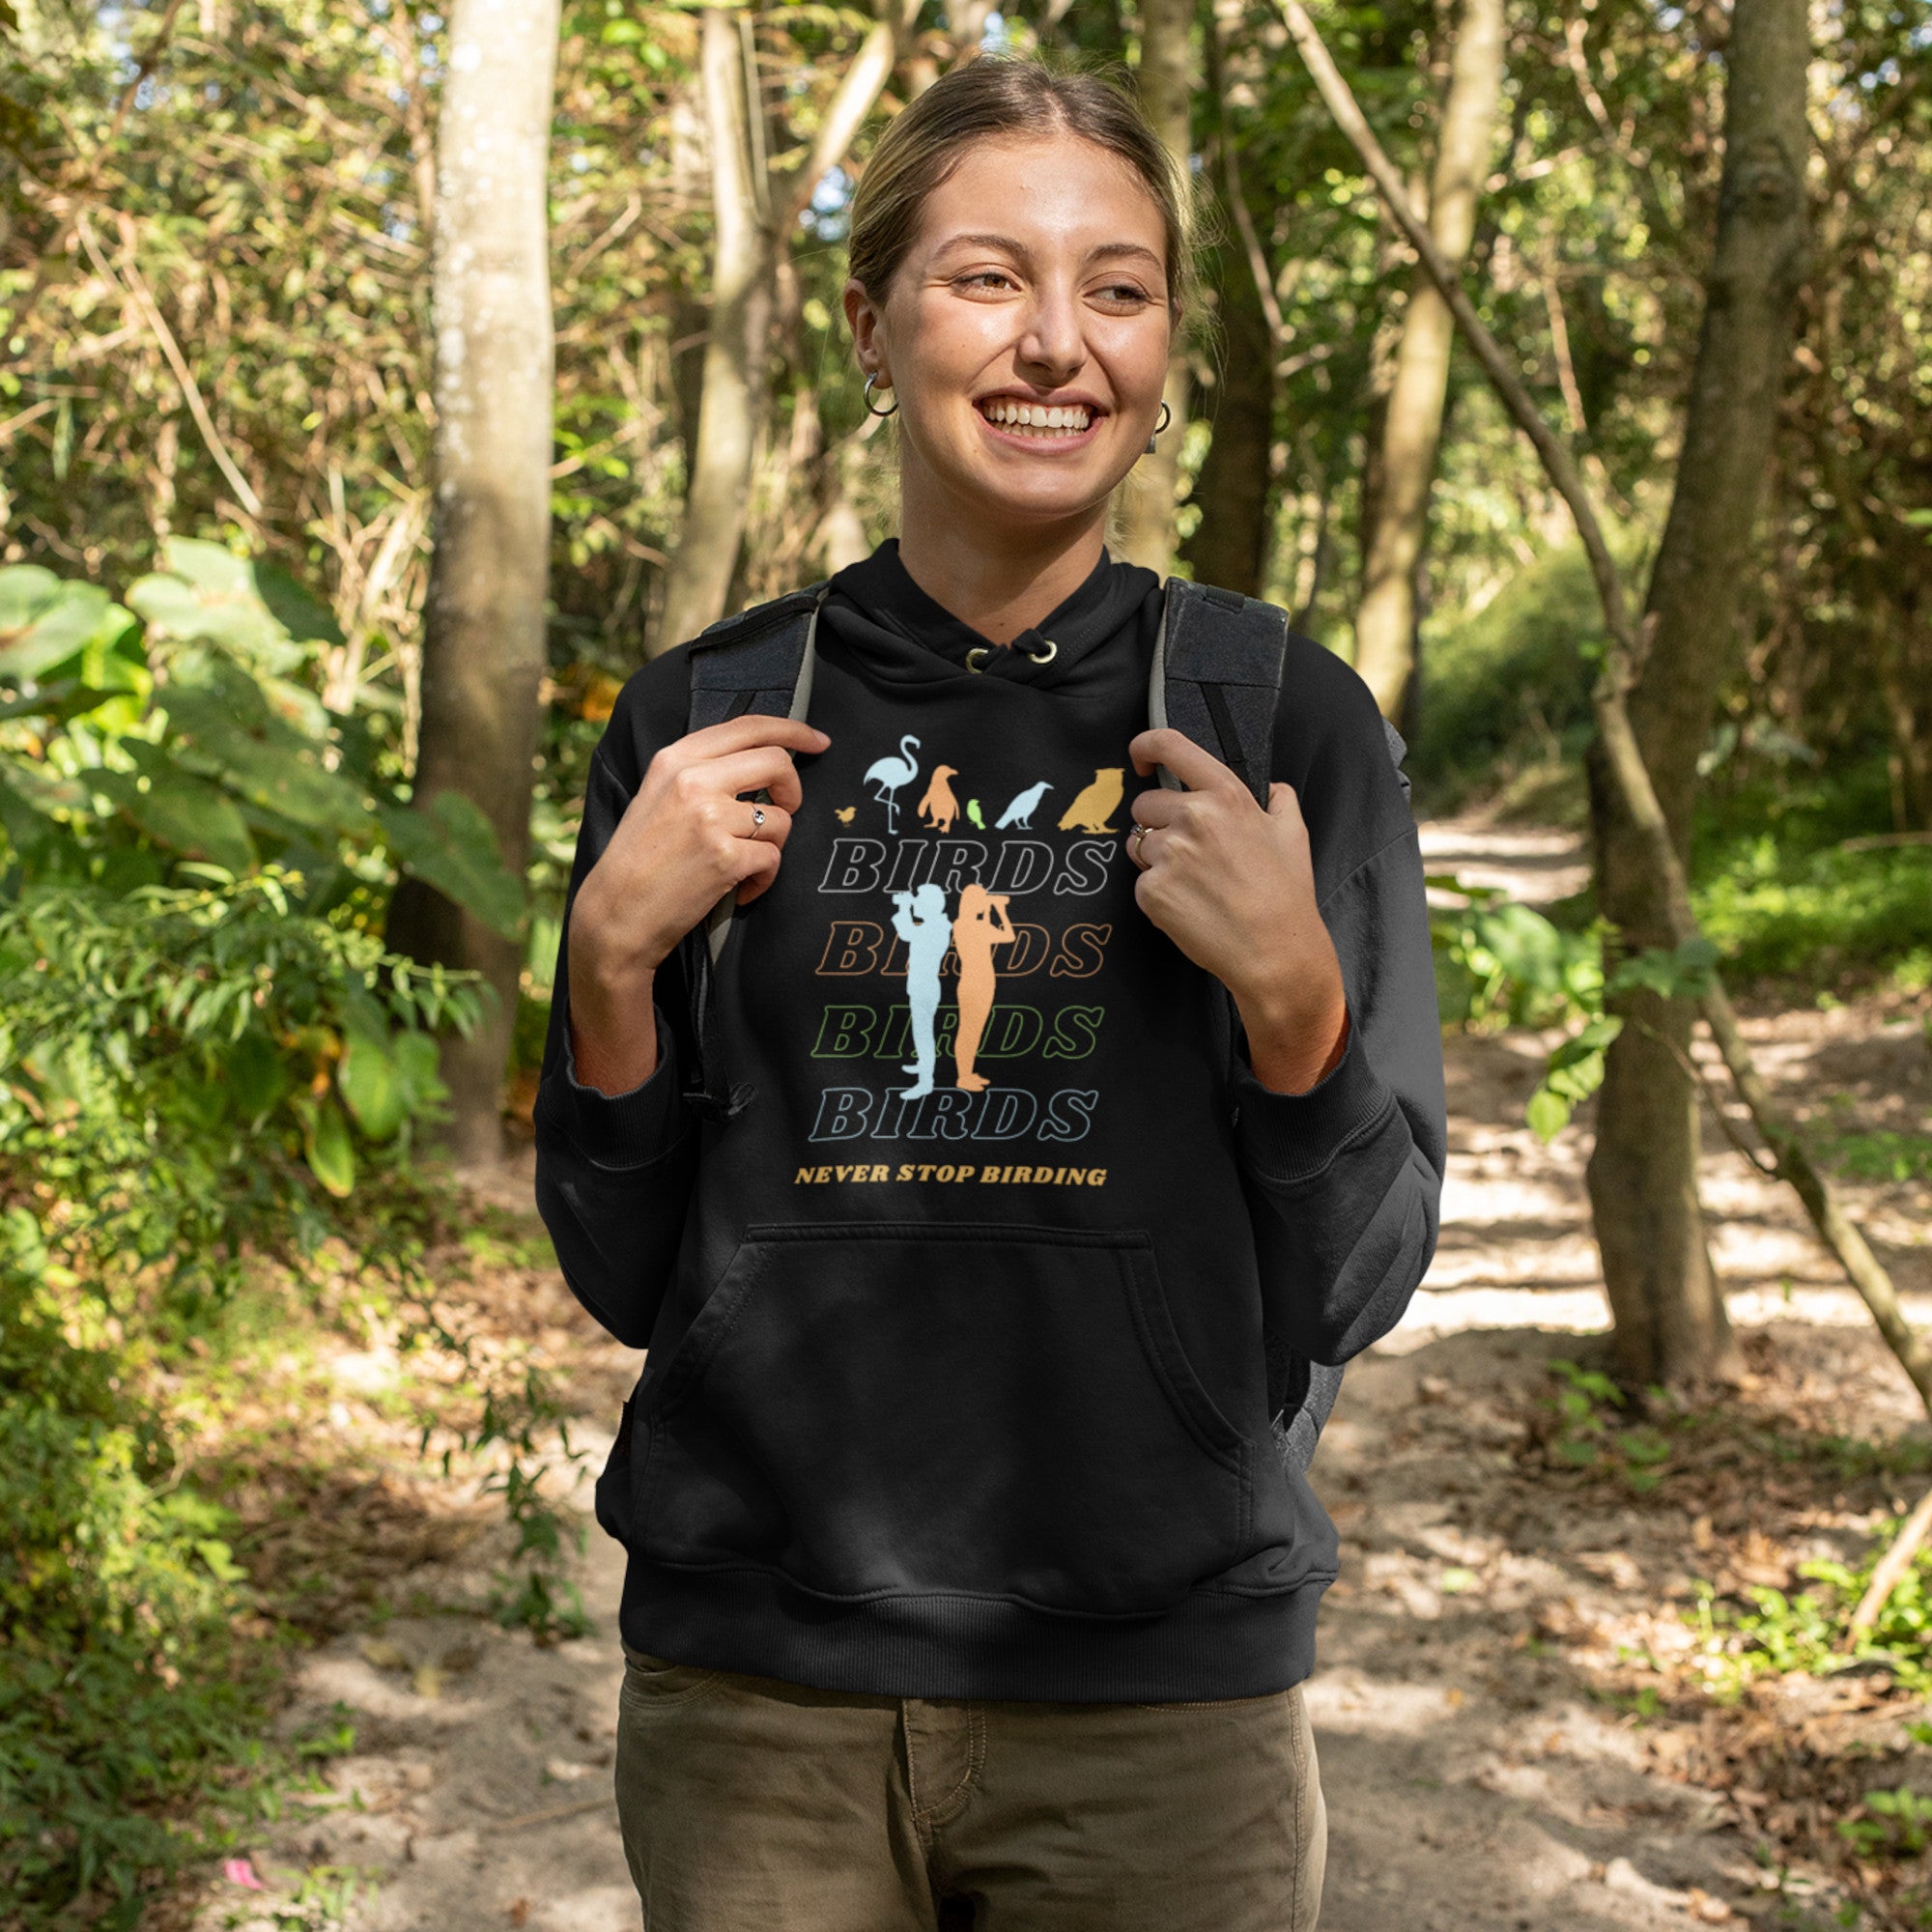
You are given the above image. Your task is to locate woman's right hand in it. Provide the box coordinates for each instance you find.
[567,715,830,1094]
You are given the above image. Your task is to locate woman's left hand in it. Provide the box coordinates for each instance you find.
[1125,727,1350,1095]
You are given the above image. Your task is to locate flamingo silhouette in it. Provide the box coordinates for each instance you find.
[864,734,922,834]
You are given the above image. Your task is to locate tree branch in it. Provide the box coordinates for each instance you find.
[77,213,263,518]
[773,0,923,237]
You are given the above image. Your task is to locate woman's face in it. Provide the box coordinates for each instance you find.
[843,130,1175,534]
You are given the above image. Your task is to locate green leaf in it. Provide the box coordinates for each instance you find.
[161,536,256,598]
[163,676,368,833]
[224,1029,292,1122]
[1608,938,1720,1003]
[195,1538,248,1583]
[380,793,526,941]
[1548,1013,1624,1065]
[0,580,137,684]
[91,765,257,874]
[0,564,60,633]
[393,1030,444,1113]
[338,1034,406,1141]
[295,1091,357,1197]
[128,539,309,676]
[1526,1086,1574,1143]
[253,560,346,647]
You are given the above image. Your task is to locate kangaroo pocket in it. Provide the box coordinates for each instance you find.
[631,1221,1254,1615]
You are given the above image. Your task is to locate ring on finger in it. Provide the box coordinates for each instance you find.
[1130,821,1151,868]
[750,804,767,834]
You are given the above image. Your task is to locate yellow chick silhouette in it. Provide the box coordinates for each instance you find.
[1057,767,1124,835]
[835,806,857,824]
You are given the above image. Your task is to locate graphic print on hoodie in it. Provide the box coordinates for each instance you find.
[793,738,1134,1174]
[533,539,1450,1702]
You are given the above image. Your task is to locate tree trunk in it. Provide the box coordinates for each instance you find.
[653,9,773,656]
[385,0,559,1168]
[1585,0,1809,1388]
[652,5,914,651]
[1351,0,1504,718]
[1113,0,1193,577]
[1181,237,1275,597]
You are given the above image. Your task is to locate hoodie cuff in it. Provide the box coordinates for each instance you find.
[1229,1017,1396,1186]
[544,1002,689,1171]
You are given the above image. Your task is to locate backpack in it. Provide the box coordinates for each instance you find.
[669,577,1370,1481]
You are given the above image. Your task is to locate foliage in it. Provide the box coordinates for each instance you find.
[0,872,475,1221]
[1,545,524,941]
[1685,1521,1932,1706]
[1693,836,1932,990]
[0,1212,267,1917]
[1540,1356,1673,1494]
[1410,532,1639,815]
[1818,1133,1932,1186]
[1837,1787,1932,1863]
[1430,855,1755,1148]
[0,871,469,1921]
[1429,874,1602,1031]
[0,552,578,1922]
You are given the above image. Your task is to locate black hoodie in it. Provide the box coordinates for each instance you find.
[534,539,1446,1702]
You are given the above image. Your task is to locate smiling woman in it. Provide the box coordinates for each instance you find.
[536,49,1447,1932]
[839,61,1196,638]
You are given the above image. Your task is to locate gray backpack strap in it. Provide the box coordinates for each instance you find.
[1151,580,1344,1482]
[677,583,828,1122]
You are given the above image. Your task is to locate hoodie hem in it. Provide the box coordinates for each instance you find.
[615,1558,1330,1702]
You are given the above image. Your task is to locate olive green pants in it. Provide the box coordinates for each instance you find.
[614,1647,1327,1932]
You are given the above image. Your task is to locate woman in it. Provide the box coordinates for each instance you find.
[949,882,1016,1091]
[536,53,1446,1932]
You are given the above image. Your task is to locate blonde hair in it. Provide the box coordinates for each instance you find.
[846,55,1202,335]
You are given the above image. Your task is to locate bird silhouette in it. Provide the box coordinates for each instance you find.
[965,798,985,830]
[863,734,922,834]
[1058,767,1125,835]
[918,764,961,832]
[995,781,1052,830]
[835,806,857,824]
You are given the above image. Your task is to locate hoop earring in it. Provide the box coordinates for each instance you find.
[1145,399,1172,455]
[864,373,899,419]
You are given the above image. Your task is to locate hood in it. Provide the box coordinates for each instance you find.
[818,537,1162,704]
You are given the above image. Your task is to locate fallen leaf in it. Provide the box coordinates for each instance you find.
[413,1664,445,1699]
[358,1635,411,1672]
[223,1859,266,1891]
[508,1899,531,1926]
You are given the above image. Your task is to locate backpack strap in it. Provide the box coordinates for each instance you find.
[1152,581,1348,1482]
[1148,579,1289,808]
[677,583,828,1123]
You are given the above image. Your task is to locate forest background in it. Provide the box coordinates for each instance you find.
[1,0,1929,1923]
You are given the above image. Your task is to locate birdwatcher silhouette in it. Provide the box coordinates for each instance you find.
[890,882,952,1098]
[951,883,1015,1092]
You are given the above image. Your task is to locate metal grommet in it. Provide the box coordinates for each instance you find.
[965,646,991,672]
[1021,637,1058,665]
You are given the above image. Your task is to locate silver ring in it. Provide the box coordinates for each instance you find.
[751,806,766,830]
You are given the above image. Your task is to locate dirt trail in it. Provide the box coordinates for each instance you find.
[194,818,1932,1932]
